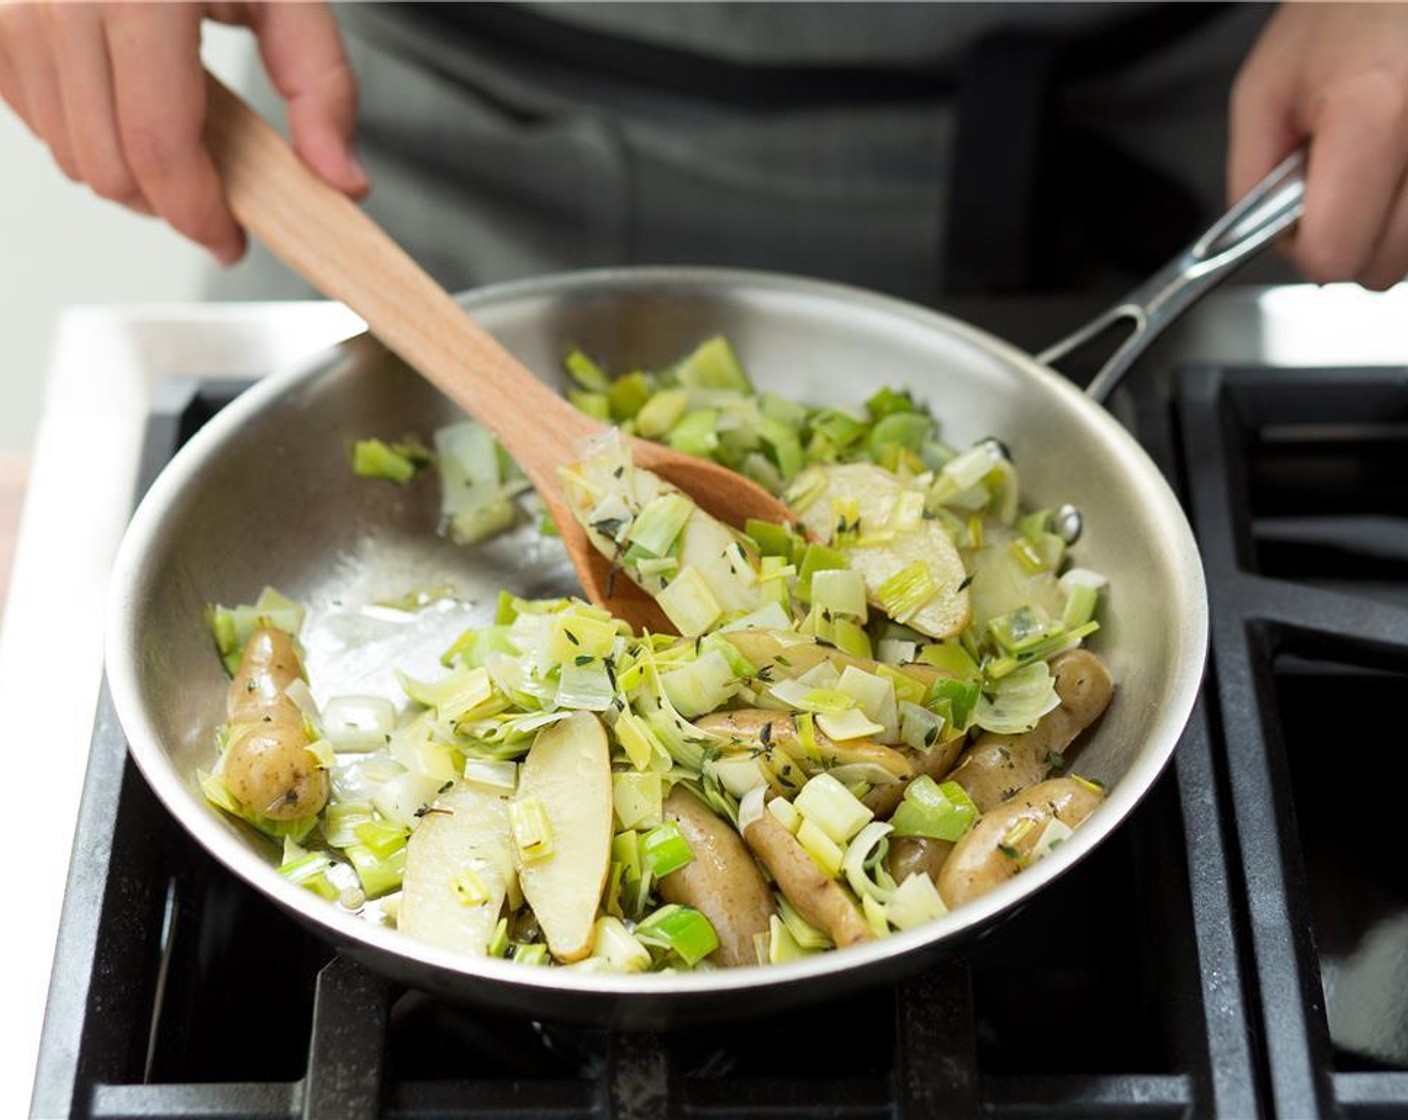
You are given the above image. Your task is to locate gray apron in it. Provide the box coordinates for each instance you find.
[209,2,1271,304]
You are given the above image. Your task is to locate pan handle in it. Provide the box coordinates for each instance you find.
[1037,148,1307,404]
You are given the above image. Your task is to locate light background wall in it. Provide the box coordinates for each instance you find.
[0,26,254,451]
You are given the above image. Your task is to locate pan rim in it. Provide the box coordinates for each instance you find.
[104,265,1208,1001]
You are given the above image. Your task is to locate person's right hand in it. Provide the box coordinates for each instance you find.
[0,1,368,264]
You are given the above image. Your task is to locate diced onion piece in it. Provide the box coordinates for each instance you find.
[656,566,724,638]
[322,696,396,752]
[795,773,874,844]
[885,872,947,930]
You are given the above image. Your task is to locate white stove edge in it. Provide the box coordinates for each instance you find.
[5,283,1408,1115]
[1,302,360,1120]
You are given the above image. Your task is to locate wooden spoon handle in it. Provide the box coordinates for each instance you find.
[201,74,600,496]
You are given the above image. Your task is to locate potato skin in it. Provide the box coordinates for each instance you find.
[947,649,1113,812]
[886,836,955,885]
[743,805,872,948]
[222,627,328,821]
[695,709,913,781]
[658,786,776,967]
[937,777,1104,908]
[863,732,967,818]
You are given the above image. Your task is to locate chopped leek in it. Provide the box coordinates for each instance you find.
[640,821,694,877]
[796,817,845,878]
[351,438,420,484]
[889,776,979,842]
[612,771,663,831]
[886,872,947,930]
[510,795,554,863]
[874,562,938,623]
[794,772,874,844]
[656,566,724,637]
[626,492,695,558]
[635,904,719,966]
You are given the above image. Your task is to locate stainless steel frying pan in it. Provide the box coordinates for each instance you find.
[104,153,1305,1026]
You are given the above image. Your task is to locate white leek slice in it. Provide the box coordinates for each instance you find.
[321,696,396,752]
[973,660,1060,734]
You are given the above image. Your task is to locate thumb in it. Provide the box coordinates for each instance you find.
[249,2,368,198]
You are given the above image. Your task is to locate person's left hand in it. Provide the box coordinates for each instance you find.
[1230,2,1408,291]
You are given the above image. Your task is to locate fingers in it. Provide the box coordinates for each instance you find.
[1227,14,1300,204]
[0,3,79,180]
[1356,171,1408,291]
[104,3,245,263]
[250,1,367,197]
[1293,67,1408,283]
[49,2,144,208]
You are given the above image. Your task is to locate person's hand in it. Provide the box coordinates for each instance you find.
[1231,3,1408,291]
[0,1,367,265]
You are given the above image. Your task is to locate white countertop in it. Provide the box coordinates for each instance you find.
[6,283,1408,1116]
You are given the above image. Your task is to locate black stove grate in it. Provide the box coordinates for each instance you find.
[33,365,1406,1119]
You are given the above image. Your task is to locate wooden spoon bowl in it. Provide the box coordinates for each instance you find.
[202,76,794,634]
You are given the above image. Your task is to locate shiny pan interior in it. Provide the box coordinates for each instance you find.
[105,267,1207,1026]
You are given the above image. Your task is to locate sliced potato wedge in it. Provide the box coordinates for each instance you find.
[514,710,613,962]
[790,463,970,639]
[399,782,513,956]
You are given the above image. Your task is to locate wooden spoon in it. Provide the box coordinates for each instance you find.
[202,76,794,633]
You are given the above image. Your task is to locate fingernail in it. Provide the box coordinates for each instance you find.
[212,243,242,268]
[348,151,370,192]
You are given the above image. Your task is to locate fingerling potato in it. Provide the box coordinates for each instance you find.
[948,649,1112,811]
[938,776,1104,908]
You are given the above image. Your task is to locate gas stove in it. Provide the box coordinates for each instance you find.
[9,287,1408,1119]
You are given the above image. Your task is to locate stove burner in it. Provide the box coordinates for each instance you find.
[31,368,1408,1118]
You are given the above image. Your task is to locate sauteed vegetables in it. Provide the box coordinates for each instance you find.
[201,338,1113,971]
